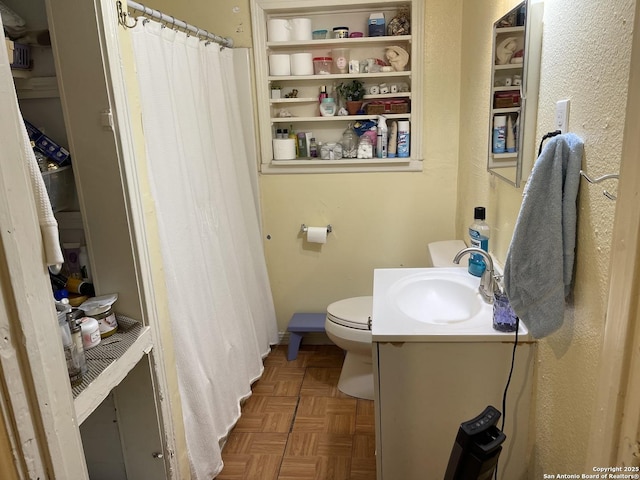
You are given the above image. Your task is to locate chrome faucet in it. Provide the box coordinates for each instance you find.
[453,247,497,304]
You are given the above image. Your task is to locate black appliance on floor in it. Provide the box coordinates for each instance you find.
[444,405,506,480]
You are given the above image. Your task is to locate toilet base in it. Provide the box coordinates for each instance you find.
[338,351,374,400]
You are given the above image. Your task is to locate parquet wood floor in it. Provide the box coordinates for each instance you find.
[217,345,377,480]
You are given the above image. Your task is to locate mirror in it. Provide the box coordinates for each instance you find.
[487,0,543,187]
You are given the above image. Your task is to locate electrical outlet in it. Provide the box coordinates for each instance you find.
[555,99,570,133]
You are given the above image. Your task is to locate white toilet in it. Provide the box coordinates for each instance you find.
[325,240,467,400]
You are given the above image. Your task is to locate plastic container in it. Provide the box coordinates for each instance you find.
[331,48,349,74]
[319,97,336,117]
[332,26,349,38]
[349,32,364,38]
[312,29,327,40]
[468,207,490,277]
[41,166,74,212]
[492,115,506,153]
[80,316,101,349]
[313,57,333,75]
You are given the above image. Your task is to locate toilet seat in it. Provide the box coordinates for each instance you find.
[326,296,372,331]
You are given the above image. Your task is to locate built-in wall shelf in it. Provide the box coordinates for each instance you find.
[72,315,152,425]
[251,0,424,174]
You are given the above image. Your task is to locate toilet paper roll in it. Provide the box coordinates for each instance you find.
[267,19,291,42]
[269,54,291,76]
[290,53,314,76]
[272,138,296,160]
[306,226,327,244]
[290,18,312,41]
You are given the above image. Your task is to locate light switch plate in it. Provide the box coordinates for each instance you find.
[555,99,570,133]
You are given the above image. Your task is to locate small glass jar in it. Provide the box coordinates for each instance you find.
[357,135,374,159]
[320,142,343,160]
[85,304,118,338]
[332,26,349,38]
[341,124,358,159]
[493,292,518,332]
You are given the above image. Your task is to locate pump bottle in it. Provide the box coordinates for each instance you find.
[468,206,490,277]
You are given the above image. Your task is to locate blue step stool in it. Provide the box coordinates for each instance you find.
[287,312,326,361]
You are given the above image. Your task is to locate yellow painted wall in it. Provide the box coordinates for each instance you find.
[262,0,463,331]
[458,0,636,473]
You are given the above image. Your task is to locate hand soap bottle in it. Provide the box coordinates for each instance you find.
[468,206,490,277]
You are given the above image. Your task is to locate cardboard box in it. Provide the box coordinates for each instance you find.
[368,13,385,37]
[24,120,71,166]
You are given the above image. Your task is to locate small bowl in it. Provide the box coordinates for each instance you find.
[312,29,328,40]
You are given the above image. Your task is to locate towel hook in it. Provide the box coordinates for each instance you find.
[580,170,619,200]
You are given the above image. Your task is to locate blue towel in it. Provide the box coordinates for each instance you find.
[504,133,583,338]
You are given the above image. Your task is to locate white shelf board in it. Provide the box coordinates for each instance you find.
[263,157,423,174]
[267,35,411,49]
[494,64,523,71]
[495,26,525,34]
[270,97,317,104]
[269,71,411,82]
[73,316,152,424]
[271,113,411,123]
[492,107,521,114]
[14,76,59,99]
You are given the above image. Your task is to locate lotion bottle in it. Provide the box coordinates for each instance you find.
[468,206,490,277]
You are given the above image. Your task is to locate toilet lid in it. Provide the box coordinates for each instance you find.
[327,296,373,330]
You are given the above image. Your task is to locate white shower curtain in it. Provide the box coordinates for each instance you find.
[130,20,278,479]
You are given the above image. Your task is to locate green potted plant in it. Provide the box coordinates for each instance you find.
[336,79,365,115]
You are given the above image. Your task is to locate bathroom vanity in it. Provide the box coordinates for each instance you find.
[371,267,535,479]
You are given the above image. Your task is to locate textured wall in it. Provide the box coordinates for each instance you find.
[458,0,636,474]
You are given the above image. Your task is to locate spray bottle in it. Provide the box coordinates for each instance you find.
[376,115,388,158]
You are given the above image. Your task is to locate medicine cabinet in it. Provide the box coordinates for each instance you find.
[487,0,543,187]
[250,0,424,174]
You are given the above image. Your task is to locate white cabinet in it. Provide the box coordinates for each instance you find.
[487,0,543,187]
[373,341,535,479]
[251,0,424,174]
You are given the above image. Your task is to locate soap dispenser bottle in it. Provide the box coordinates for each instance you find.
[468,206,490,277]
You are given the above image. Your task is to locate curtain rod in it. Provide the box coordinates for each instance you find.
[117,1,234,48]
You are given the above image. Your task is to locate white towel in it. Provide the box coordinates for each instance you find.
[504,133,583,338]
[20,121,64,267]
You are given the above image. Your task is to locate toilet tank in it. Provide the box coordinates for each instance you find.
[427,240,467,267]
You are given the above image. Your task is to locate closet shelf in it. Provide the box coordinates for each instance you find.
[73,315,152,424]
[14,75,59,99]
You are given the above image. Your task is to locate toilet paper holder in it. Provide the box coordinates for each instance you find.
[300,224,332,234]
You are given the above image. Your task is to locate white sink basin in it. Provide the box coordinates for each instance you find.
[390,272,482,324]
[372,267,528,342]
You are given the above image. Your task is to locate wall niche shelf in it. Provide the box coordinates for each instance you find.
[251,0,424,174]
